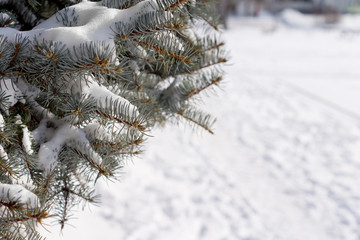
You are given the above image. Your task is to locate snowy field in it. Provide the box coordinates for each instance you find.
[42,13,360,240]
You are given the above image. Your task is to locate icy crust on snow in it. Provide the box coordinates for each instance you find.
[0,183,39,208]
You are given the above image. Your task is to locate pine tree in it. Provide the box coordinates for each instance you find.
[0,0,226,238]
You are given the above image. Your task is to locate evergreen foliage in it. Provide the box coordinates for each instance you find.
[0,0,226,238]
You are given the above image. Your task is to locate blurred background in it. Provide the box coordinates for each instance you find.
[218,0,360,31]
[42,0,360,239]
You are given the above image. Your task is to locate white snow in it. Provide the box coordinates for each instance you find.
[0,113,4,131]
[0,183,39,208]
[261,9,360,33]
[1,0,156,174]
[39,13,360,240]
[37,123,102,173]
[340,14,360,32]
[83,120,125,142]
[0,0,158,57]
[15,78,54,120]
[0,144,8,161]
[279,9,318,29]
[14,115,34,155]
[31,119,55,145]
[0,78,25,115]
[21,124,33,155]
[79,76,139,118]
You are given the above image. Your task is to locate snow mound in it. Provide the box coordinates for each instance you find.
[279,9,318,29]
[338,14,360,33]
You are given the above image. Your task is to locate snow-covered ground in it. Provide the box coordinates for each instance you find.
[42,13,360,240]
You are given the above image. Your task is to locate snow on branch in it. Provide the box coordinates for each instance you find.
[0,183,39,209]
[0,0,225,237]
[0,78,25,115]
[75,75,139,118]
[0,113,4,131]
[0,0,159,54]
[13,115,32,154]
[36,121,102,174]
[0,144,8,161]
